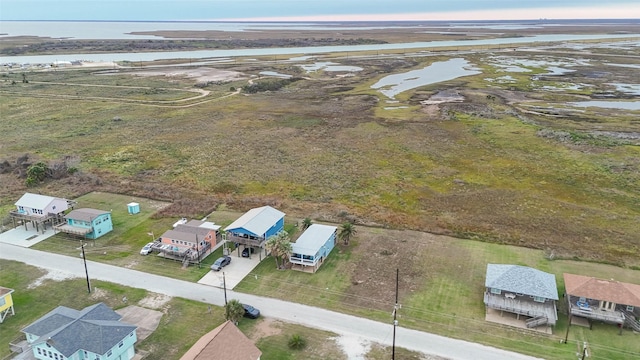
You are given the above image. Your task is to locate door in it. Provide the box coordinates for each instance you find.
[600,300,615,311]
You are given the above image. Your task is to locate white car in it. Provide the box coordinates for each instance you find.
[140,242,154,255]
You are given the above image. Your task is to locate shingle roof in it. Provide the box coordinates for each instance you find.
[292,224,337,256]
[15,193,59,209]
[174,224,214,238]
[179,320,261,360]
[563,273,640,307]
[485,264,559,300]
[162,229,198,243]
[21,303,136,357]
[224,206,285,237]
[64,208,110,222]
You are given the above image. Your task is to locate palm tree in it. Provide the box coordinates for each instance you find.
[301,217,313,230]
[339,222,356,245]
[265,231,293,269]
[225,299,245,324]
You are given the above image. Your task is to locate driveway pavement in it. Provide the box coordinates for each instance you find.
[0,225,56,247]
[0,242,541,360]
[198,252,262,289]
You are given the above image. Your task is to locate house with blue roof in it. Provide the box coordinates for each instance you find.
[484,264,559,329]
[55,208,113,239]
[224,206,285,258]
[290,224,337,273]
[22,302,137,360]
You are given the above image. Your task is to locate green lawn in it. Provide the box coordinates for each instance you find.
[15,191,640,360]
[0,259,429,360]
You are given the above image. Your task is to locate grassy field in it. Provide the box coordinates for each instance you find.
[0,259,431,360]
[1,33,640,359]
[9,191,639,359]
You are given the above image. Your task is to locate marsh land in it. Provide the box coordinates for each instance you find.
[1,20,639,360]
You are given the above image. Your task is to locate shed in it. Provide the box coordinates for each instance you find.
[127,202,140,215]
[0,287,15,323]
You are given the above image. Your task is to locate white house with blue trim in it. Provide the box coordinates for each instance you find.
[224,206,285,256]
[22,302,137,360]
[290,224,337,273]
[55,208,113,239]
[10,193,70,233]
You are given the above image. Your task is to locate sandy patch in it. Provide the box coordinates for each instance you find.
[28,269,79,289]
[138,292,172,309]
[335,334,371,360]
[127,67,246,84]
[248,317,282,341]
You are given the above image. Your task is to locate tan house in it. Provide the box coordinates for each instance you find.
[180,320,261,360]
[564,273,640,331]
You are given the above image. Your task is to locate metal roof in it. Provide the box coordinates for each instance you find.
[224,206,285,237]
[292,224,337,256]
[15,193,59,209]
[485,264,559,300]
[22,303,136,357]
[64,208,110,222]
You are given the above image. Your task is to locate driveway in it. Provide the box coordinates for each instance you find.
[0,225,56,247]
[198,249,262,289]
[0,242,541,360]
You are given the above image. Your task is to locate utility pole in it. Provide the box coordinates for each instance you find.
[80,242,91,293]
[392,268,399,360]
[564,314,572,344]
[223,272,228,305]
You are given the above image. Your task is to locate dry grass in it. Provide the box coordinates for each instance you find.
[1,34,639,271]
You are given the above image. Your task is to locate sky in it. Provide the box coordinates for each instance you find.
[0,0,638,22]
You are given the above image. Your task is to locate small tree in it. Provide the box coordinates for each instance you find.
[301,217,312,230]
[288,334,307,350]
[224,299,245,324]
[339,222,357,245]
[25,162,48,186]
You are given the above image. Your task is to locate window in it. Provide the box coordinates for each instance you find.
[118,341,123,348]
[37,348,42,355]
[107,350,112,357]
[490,288,501,295]
[533,296,545,303]
[130,331,134,337]
[628,305,635,312]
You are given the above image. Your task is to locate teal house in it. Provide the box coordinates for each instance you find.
[57,208,113,239]
[22,303,137,360]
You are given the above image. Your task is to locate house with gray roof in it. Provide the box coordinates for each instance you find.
[55,208,113,239]
[22,302,137,360]
[224,206,285,255]
[484,264,559,328]
[156,219,222,265]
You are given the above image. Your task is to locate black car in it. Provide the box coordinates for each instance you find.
[210,255,231,271]
[242,304,260,319]
[241,247,255,258]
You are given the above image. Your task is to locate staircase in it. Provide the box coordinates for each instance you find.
[526,315,548,328]
[622,310,640,332]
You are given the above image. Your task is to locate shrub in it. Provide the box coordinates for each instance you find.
[287,334,307,350]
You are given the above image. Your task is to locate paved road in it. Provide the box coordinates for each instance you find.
[0,242,540,360]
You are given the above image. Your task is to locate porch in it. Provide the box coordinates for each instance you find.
[54,223,93,236]
[225,233,266,248]
[290,256,323,273]
[568,303,625,324]
[484,292,557,326]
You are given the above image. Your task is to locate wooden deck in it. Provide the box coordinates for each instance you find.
[484,293,557,325]
[568,303,625,324]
